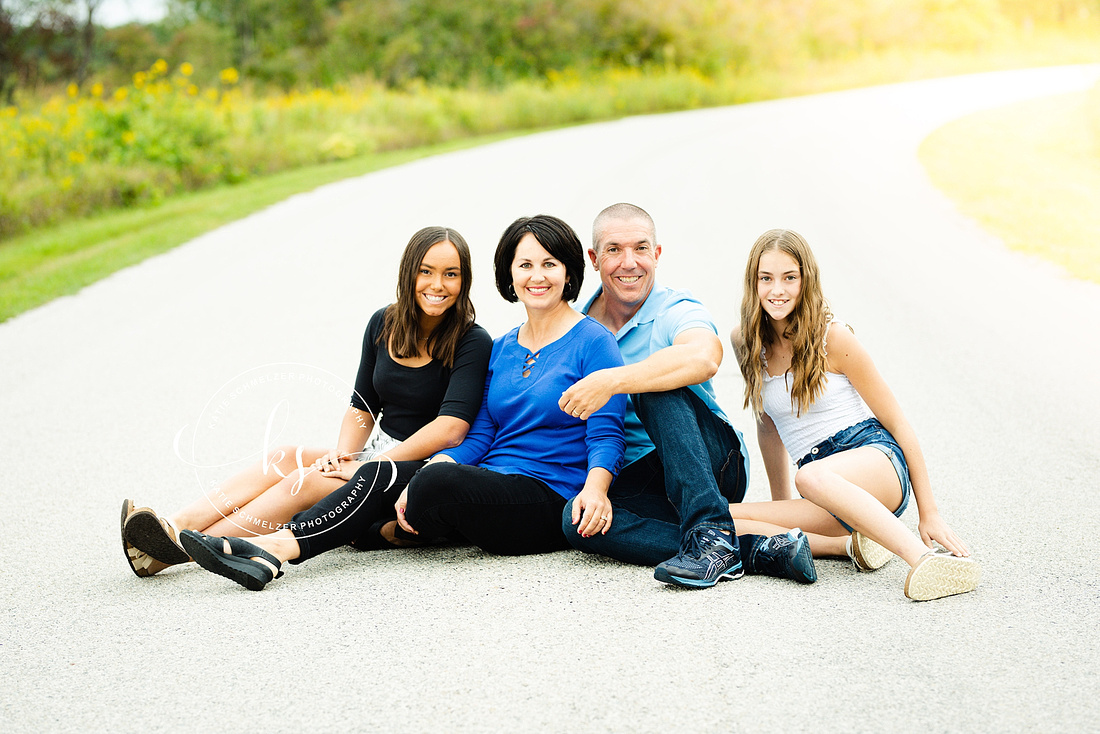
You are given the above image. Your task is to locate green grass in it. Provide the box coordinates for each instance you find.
[919,84,1100,284]
[0,130,527,321]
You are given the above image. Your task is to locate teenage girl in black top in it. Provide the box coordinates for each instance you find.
[120,227,492,577]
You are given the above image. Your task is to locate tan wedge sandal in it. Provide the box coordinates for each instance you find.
[121,499,173,577]
[124,506,191,567]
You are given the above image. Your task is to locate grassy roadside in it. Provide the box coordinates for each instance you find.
[919,83,1100,285]
[0,130,529,321]
[3,37,1098,323]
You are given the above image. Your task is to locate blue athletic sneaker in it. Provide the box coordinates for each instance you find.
[749,528,817,584]
[654,526,743,588]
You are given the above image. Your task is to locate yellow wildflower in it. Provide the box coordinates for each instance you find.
[114,88,128,101]
[91,82,103,97]
[68,150,86,164]
[60,176,74,190]
[180,62,194,77]
[67,83,79,98]
[219,67,240,85]
[153,59,168,74]
[122,131,136,144]
[133,71,147,88]
[188,84,199,96]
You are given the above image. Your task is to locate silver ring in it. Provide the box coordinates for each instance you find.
[601,516,609,521]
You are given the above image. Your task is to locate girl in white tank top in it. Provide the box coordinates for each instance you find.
[730,229,980,601]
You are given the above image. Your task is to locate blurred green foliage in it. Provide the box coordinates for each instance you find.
[5,0,1094,94]
[0,62,753,238]
[2,0,1098,241]
[160,0,1099,89]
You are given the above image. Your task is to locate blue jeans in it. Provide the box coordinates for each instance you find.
[562,387,749,566]
[797,417,912,532]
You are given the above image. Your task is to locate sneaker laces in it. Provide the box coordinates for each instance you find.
[676,530,706,561]
[678,527,730,561]
[768,532,795,551]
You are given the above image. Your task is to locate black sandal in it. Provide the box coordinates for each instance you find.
[180,531,284,591]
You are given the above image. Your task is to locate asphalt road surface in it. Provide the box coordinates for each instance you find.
[2,65,1098,733]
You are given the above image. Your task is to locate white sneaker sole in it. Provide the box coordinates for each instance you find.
[904,552,981,601]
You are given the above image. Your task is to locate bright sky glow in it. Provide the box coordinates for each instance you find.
[96,0,168,27]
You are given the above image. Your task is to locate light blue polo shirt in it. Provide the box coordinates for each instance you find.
[582,282,745,466]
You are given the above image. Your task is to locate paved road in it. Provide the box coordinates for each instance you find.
[2,65,1098,733]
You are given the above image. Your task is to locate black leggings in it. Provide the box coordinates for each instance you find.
[289,461,568,563]
[288,460,424,563]
[405,462,568,556]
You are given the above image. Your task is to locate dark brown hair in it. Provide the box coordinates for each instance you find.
[381,226,475,367]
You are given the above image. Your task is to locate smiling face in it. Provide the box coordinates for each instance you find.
[756,249,802,324]
[590,216,660,311]
[415,240,462,320]
[511,232,568,311]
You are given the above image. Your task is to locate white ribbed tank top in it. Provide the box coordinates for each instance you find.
[761,323,873,461]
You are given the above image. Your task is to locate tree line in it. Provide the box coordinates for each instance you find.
[3,0,1098,102]
[1,0,103,102]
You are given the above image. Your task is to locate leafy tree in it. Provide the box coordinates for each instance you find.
[0,0,83,98]
[75,0,105,85]
[162,18,234,82]
[100,22,160,86]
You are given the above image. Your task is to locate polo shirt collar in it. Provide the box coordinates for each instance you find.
[582,282,668,337]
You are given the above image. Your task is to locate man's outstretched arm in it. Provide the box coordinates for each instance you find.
[558,327,721,418]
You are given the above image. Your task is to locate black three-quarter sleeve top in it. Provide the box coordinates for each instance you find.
[349,306,492,441]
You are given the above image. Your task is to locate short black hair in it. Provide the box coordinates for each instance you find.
[494,215,585,303]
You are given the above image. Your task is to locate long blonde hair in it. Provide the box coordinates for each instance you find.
[739,229,832,418]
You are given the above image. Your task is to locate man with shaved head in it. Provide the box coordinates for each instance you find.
[559,203,815,588]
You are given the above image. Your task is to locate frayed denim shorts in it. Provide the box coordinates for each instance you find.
[796,417,911,532]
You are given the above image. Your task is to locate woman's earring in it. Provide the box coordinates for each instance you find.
[508,284,516,298]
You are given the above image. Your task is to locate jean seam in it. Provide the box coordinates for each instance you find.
[690,521,735,534]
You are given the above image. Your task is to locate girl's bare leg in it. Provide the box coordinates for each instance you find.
[169,445,329,531]
[201,465,348,537]
[732,500,849,557]
[792,447,928,567]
